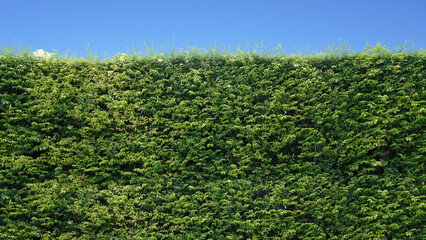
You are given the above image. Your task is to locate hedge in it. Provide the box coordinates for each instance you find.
[0,45,425,239]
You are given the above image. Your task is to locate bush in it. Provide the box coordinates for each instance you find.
[0,45,425,239]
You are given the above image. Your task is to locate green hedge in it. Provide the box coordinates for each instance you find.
[0,46,425,239]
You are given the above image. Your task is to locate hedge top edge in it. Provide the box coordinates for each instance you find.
[1,42,425,63]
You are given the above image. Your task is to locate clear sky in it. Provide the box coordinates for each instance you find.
[2,0,425,59]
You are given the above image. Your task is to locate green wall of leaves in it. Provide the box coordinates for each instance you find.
[0,46,425,239]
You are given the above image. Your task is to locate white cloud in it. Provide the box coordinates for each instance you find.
[33,49,53,60]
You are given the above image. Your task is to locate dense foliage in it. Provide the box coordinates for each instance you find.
[0,46,425,239]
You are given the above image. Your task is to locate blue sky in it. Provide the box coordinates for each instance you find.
[2,0,425,59]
